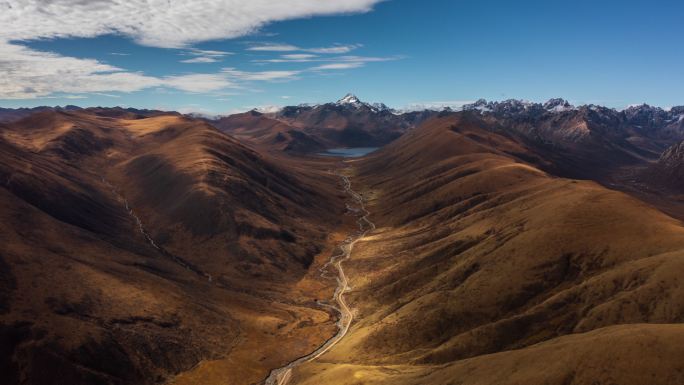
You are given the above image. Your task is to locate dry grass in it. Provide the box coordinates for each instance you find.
[290,114,684,385]
[0,110,347,385]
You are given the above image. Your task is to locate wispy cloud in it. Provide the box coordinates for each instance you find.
[177,105,218,117]
[401,100,477,112]
[247,43,361,54]
[255,53,402,65]
[164,73,235,93]
[282,54,318,60]
[255,57,318,63]
[247,44,301,52]
[0,38,394,99]
[93,93,122,98]
[337,55,401,63]
[180,48,232,64]
[310,62,365,70]
[0,41,245,98]
[42,94,89,100]
[188,49,232,57]
[307,55,402,71]
[222,68,301,82]
[308,45,362,54]
[0,1,381,48]
[180,57,220,64]
[0,42,161,99]
[225,105,285,115]
[0,0,382,99]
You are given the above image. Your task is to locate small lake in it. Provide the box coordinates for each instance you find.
[318,147,379,158]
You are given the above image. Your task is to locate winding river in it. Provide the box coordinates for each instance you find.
[264,169,375,385]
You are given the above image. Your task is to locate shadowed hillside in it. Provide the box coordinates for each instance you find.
[210,110,327,154]
[4,105,684,385]
[0,109,348,385]
[287,113,684,385]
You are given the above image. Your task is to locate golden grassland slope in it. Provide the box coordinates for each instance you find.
[0,110,349,385]
[287,113,684,385]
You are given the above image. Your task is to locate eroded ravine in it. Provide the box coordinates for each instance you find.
[100,176,213,282]
[264,167,375,385]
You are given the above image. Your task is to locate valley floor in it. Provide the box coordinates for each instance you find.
[276,115,684,385]
[4,108,684,385]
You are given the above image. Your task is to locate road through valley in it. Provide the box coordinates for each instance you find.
[264,168,375,385]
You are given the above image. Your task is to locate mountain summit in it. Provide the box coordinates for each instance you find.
[335,93,391,112]
[337,93,363,106]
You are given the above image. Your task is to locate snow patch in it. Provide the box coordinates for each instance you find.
[337,93,362,105]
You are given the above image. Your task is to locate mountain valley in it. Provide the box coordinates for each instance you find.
[2,96,684,385]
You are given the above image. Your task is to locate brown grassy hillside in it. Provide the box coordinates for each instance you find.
[0,110,347,385]
[288,113,684,385]
[210,110,327,154]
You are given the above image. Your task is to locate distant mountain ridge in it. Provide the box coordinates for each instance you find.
[0,105,173,123]
[4,96,684,160]
[215,94,682,154]
[461,98,684,131]
[5,96,684,385]
[210,94,437,152]
[4,96,682,124]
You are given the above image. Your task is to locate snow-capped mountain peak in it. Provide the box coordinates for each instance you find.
[463,99,492,112]
[337,93,362,105]
[543,98,574,112]
[333,93,392,112]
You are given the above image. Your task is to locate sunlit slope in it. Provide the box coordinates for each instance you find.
[0,110,344,385]
[290,114,684,384]
[115,114,337,280]
[294,324,684,385]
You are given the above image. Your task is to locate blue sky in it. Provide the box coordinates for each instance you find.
[1,0,683,114]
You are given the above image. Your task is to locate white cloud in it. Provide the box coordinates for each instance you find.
[0,41,243,98]
[401,101,476,112]
[282,54,318,60]
[310,62,365,70]
[163,73,235,93]
[188,49,233,57]
[181,57,220,64]
[255,57,316,63]
[179,48,232,64]
[226,105,284,115]
[42,94,89,100]
[0,41,162,99]
[93,93,121,98]
[247,43,361,54]
[1,1,381,48]
[255,105,285,113]
[0,0,382,99]
[309,55,401,68]
[177,105,218,117]
[337,55,399,63]
[222,68,301,82]
[255,53,400,65]
[247,44,301,52]
[308,45,362,54]
[0,39,391,99]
